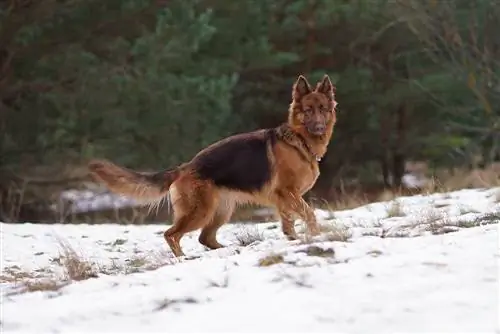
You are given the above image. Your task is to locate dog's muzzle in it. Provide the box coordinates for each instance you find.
[307,123,326,136]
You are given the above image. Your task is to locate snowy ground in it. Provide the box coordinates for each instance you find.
[1,188,499,333]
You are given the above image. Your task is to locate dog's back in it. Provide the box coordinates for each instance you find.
[190,129,276,193]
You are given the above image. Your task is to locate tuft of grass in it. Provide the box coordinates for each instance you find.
[381,207,445,238]
[298,245,335,257]
[122,256,149,273]
[386,200,405,218]
[233,225,264,246]
[472,212,500,226]
[318,220,352,242]
[0,266,34,283]
[258,253,285,267]
[56,238,99,281]
[405,210,499,236]
[419,209,446,234]
[8,279,70,296]
[430,211,498,234]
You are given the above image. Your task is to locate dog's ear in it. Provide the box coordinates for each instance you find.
[316,74,335,100]
[292,75,312,101]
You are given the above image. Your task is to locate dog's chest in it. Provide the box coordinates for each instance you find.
[275,147,320,192]
[297,162,320,192]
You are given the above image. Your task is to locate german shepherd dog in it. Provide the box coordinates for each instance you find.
[88,74,338,257]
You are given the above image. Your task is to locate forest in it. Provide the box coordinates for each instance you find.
[1,0,499,223]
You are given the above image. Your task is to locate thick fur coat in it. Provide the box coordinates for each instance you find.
[88,74,338,257]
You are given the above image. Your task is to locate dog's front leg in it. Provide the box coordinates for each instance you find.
[279,212,299,240]
[275,190,320,238]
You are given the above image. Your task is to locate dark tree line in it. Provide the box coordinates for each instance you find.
[1,0,498,221]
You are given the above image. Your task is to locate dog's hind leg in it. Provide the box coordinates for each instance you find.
[163,181,218,257]
[199,199,235,250]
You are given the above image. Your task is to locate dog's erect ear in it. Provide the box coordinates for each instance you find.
[316,74,335,100]
[292,75,312,101]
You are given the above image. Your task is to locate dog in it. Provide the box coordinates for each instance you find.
[88,74,338,257]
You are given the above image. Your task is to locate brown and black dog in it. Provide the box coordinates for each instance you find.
[88,74,338,257]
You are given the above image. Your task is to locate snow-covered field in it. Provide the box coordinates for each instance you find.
[1,188,499,333]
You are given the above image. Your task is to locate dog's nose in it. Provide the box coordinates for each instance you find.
[313,124,326,133]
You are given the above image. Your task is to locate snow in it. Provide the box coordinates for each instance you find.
[1,187,499,333]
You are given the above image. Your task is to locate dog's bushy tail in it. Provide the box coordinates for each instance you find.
[88,159,180,203]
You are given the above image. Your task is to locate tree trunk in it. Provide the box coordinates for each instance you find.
[392,103,408,187]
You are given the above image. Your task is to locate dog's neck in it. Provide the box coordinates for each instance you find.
[275,124,328,162]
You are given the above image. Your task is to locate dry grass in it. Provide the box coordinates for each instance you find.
[4,244,175,296]
[416,209,445,233]
[0,266,34,283]
[0,183,27,223]
[314,220,352,242]
[325,195,371,212]
[426,212,499,235]
[296,218,351,243]
[8,279,70,296]
[469,212,500,226]
[381,207,445,238]
[132,250,175,272]
[56,238,99,281]
[310,164,499,217]
[386,200,405,218]
[1,266,68,296]
[258,253,285,267]
[5,238,99,295]
[423,164,500,194]
[233,225,265,246]
[297,245,335,257]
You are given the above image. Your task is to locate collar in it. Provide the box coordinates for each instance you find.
[276,125,322,163]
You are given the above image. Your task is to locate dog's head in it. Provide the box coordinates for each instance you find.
[288,74,337,137]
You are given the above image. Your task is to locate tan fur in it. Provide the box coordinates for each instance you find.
[88,74,338,257]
